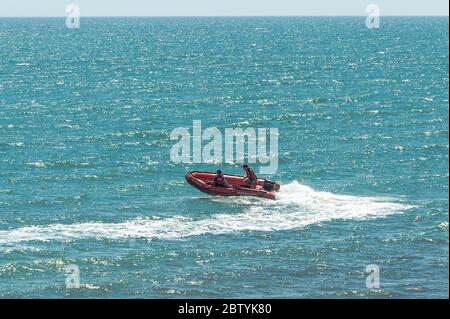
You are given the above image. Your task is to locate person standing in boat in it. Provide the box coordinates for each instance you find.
[213,170,232,188]
[243,165,257,188]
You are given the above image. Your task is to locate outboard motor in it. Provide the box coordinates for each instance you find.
[263,180,276,192]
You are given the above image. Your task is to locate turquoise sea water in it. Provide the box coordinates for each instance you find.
[0,17,448,298]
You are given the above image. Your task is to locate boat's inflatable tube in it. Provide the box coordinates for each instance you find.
[185,171,280,200]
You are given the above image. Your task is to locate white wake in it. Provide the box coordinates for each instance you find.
[0,182,415,245]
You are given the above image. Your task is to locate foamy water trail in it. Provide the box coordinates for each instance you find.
[0,182,415,245]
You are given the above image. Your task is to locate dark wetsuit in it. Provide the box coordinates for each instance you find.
[245,168,257,188]
[246,169,257,183]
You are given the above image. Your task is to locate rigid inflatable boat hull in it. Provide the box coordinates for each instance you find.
[185,171,280,200]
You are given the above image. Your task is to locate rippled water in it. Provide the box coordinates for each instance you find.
[0,17,448,298]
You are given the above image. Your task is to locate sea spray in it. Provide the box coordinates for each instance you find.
[0,182,415,245]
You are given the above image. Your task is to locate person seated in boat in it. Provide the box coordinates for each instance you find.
[242,164,257,189]
[213,170,231,188]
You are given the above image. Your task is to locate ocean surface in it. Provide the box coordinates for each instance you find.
[0,17,448,298]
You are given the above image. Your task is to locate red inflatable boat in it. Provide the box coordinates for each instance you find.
[185,171,280,200]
